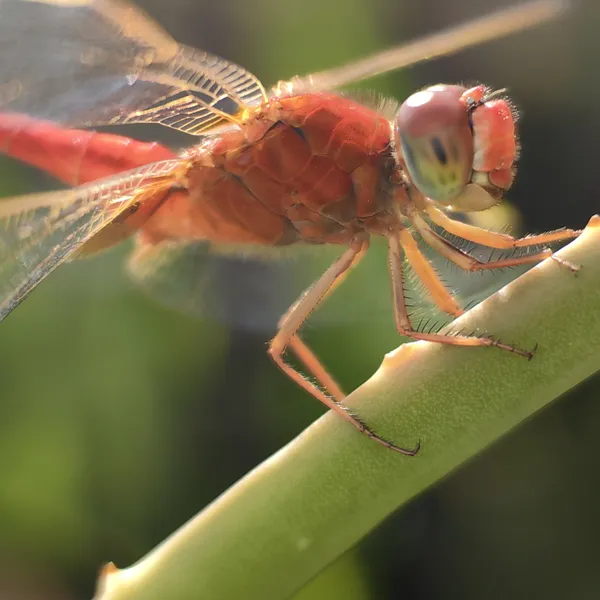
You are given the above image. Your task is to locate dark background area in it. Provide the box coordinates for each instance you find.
[0,0,598,598]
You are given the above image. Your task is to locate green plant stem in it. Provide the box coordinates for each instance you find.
[96,216,600,600]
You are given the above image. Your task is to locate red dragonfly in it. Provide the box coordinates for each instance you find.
[0,0,582,455]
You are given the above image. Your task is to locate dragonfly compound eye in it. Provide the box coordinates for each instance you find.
[395,84,519,211]
[395,85,474,204]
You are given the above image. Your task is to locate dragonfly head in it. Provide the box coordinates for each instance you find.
[394,84,518,212]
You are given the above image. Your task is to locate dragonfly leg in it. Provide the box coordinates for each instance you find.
[276,239,371,403]
[269,235,419,456]
[425,203,582,249]
[410,212,569,271]
[388,231,535,359]
[395,228,463,318]
[286,335,346,402]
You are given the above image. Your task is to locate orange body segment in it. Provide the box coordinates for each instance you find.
[0,112,180,256]
[0,113,175,186]
[148,93,398,247]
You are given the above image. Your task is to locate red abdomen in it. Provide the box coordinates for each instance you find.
[0,113,175,185]
[145,93,396,246]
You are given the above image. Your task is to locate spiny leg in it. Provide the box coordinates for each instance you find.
[269,235,419,456]
[425,202,582,249]
[410,212,565,272]
[274,239,371,403]
[286,333,346,403]
[395,227,463,317]
[389,231,534,358]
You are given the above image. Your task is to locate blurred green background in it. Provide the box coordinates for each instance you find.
[0,0,599,598]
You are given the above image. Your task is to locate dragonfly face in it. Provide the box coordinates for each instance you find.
[395,84,517,212]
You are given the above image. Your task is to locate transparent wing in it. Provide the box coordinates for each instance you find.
[274,0,568,95]
[127,229,537,335]
[128,240,302,333]
[0,0,266,134]
[0,158,182,321]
